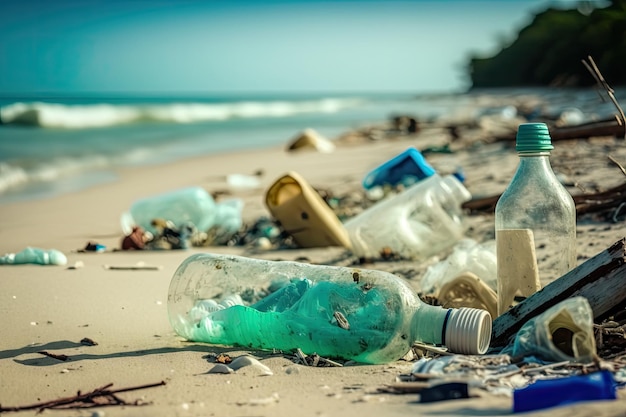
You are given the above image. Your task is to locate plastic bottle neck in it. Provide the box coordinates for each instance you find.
[411,303,491,354]
[515,151,555,175]
[518,151,551,157]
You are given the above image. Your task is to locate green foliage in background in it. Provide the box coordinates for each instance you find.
[468,0,625,88]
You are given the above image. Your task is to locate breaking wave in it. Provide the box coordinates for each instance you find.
[0,98,364,129]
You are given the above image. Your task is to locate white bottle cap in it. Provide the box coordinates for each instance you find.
[444,307,492,354]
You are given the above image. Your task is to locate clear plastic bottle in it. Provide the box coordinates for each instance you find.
[344,174,471,260]
[167,253,492,364]
[0,247,67,265]
[495,123,576,316]
[120,186,217,236]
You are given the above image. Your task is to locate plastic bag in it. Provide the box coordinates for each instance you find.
[511,297,596,362]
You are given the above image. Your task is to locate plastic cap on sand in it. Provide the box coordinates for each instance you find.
[516,122,554,153]
[445,307,492,354]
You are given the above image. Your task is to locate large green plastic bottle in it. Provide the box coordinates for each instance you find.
[167,253,491,364]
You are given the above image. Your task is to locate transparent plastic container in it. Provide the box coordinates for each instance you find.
[420,238,497,295]
[167,253,492,364]
[0,247,67,266]
[207,198,244,245]
[121,186,217,236]
[344,174,471,260]
[495,123,576,316]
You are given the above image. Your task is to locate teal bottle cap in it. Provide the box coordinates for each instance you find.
[516,123,554,152]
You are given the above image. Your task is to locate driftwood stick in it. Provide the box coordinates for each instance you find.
[463,181,626,216]
[582,56,626,132]
[550,120,625,141]
[491,238,626,347]
[0,381,166,412]
[608,155,626,178]
[493,120,624,143]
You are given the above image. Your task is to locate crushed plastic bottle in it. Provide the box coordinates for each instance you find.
[344,174,471,261]
[0,247,67,266]
[167,253,492,364]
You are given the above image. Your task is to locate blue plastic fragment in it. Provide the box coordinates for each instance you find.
[362,147,436,190]
[513,370,617,413]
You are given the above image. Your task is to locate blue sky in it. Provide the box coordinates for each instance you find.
[0,0,582,95]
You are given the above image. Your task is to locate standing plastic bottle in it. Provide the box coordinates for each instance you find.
[495,123,576,316]
[167,253,492,364]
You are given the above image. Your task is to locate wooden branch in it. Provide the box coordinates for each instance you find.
[493,120,624,143]
[491,238,626,347]
[582,56,626,135]
[550,120,625,141]
[463,180,626,217]
[0,381,166,412]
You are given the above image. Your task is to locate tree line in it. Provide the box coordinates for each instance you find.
[468,0,625,88]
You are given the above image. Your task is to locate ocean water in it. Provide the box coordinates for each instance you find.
[0,88,623,204]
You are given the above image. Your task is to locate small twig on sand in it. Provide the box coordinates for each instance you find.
[608,155,626,177]
[582,56,626,138]
[293,348,343,367]
[0,381,166,413]
[37,351,69,361]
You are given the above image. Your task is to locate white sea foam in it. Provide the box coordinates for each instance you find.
[0,98,363,129]
[0,153,143,199]
[0,163,29,193]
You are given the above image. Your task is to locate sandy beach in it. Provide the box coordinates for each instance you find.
[1,117,626,417]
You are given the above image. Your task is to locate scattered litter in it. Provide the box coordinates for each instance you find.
[419,382,471,403]
[80,337,98,346]
[343,174,471,261]
[508,297,597,363]
[226,173,262,190]
[0,247,67,266]
[292,348,344,367]
[361,147,436,190]
[436,272,497,319]
[228,355,273,375]
[78,242,106,253]
[286,128,335,153]
[67,261,85,270]
[265,171,351,248]
[103,262,162,271]
[513,370,617,413]
[207,364,234,374]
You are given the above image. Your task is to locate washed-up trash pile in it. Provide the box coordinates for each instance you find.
[156,120,626,412]
[381,354,624,410]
